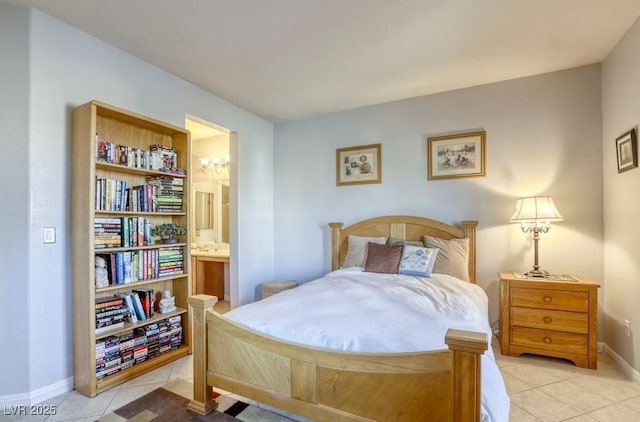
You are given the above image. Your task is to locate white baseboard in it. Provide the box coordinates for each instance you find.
[603,343,640,384]
[224,294,230,301]
[0,377,73,407]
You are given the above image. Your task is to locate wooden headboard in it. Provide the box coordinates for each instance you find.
[329,215,478,283]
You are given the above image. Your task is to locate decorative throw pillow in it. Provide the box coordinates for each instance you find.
[364,243,403,274]
[387,237,424,247]
[343,235,388,268]
[423,236,470,282]
[398,245,439,277]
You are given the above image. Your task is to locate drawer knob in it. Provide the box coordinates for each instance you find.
[543,316,552,324]
[544,296,552,303]
[543,337,552,344]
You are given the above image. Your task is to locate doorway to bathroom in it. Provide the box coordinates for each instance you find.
[185,116,231,310]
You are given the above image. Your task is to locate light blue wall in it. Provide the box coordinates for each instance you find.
[1,5,274,401]
[0,2,31,397]
[602,17,640,371]
[274,65,604,327]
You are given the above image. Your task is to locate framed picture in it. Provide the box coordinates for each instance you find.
[616,128,637,173]
[336,143,381,186]
[427,131,486,180]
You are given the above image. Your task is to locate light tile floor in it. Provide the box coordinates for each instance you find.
[492,339,640,421]
[17,312,640,422]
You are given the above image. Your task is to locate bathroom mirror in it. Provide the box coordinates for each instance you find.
[195,191,214,229]
[219,182,230,243]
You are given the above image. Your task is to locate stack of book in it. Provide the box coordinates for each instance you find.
[168,316,183,351]
[133,330,148,364]
[94,217,122,249]
[140,323,160,359]
[158,320,172,355]
[158,246,184,277]
[94,317,184,378]
[146,176,184,212]
[96,135,165,171]
[119,332,135,371]
[149,144,184,174]
[96,335,121,379]
[95,297,131,334]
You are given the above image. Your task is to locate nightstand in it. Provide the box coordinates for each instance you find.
[499,272,600,369]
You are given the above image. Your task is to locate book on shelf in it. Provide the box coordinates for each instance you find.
[95,306,129,320]
[149,145,178,173]
[95,296,123,309]
[130,292,147,321]
[96,136,108,162]
[116,293,138,324]
[95,321,125,335]
[133,288,154,319]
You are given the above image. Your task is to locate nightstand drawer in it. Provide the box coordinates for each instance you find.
[510,307,588,334]
[511,287,588,312]
[511,327,588,355]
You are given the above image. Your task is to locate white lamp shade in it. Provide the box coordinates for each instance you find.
[510,196,563,223]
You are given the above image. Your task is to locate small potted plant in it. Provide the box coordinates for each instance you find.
[151,223,186,244]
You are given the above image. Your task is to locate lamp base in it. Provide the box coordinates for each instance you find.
[525,269,549,278]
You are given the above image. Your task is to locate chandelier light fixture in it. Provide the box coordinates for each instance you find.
[199,154,230,175]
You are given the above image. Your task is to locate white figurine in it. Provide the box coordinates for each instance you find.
[158,288,176,314]
[95,256,109,288]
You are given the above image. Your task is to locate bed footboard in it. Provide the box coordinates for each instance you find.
[188,295,488,421]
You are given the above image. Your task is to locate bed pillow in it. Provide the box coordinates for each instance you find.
[398,245,439,277]
[343,235,388,268]
[387,237,424,247]
[364,243,403,274]
[423,236,470,282]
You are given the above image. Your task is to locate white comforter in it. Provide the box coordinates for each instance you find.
[225,267,510,422]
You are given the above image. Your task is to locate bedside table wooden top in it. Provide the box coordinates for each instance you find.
[499,272,600,288]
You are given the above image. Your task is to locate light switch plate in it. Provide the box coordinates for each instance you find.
[43,227,56,244]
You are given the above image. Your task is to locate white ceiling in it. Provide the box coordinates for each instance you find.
[10,0,640,123]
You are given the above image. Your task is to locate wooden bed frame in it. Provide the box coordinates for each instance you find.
[188,216,487,421]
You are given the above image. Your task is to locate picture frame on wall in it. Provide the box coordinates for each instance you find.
[336,143,381,186]
[427,131,486,180]
[616,128,637,173]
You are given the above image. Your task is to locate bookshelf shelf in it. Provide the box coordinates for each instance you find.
[95,307,188,340]
[95,345,190,395]
[72,100,191,397]
[95,243,189,253]
[95,210,187,217]
[96,161,187,178]
[95,274,189,294]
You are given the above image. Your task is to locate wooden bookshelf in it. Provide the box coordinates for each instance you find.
[72,100,191,397]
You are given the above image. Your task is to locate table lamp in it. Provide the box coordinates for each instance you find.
[510,196,563,278]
